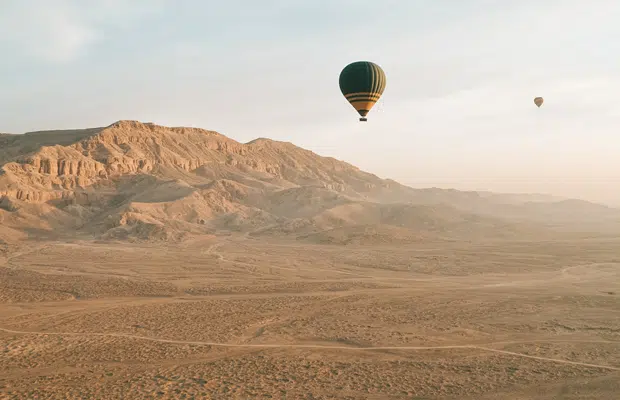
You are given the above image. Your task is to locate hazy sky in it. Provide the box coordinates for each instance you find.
[1,0,619,205]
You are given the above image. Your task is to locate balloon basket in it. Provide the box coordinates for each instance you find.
[359,117,367,122]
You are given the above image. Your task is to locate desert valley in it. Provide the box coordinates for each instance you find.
[0,120,619,399]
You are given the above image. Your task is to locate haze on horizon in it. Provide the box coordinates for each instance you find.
[1,0,618,206]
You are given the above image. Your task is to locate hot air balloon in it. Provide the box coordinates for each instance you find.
[339,61,386,121]
[534,97,544,108]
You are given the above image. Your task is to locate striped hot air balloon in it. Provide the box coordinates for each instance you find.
[339,61,386,122]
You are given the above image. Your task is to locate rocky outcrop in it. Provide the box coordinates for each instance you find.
[0,120,391,207]
[1,120,617,242]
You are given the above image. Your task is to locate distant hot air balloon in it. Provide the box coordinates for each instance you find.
[534,97,544,108]
[339,61,386,121]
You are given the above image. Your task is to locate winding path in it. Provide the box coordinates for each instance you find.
[1,327,618,372]
[3,240,619,374]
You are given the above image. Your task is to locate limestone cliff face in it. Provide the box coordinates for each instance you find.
[3,120,609,242]
[0,120,390,206]
[0,120,414,240]
[1,146,106,203]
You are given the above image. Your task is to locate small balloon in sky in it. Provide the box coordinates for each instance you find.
[534,97,544,108]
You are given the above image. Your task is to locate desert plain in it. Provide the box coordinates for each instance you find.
[1,235,619,399]
[0,121,619,399]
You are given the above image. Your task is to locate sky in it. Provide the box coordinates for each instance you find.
[1,0,619,206]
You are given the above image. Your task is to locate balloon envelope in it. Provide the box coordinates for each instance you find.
[339,61,386,121]
[534,97,544,107]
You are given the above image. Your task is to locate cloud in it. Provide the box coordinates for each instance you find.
[0,1,95,63]
[0,0,166,64]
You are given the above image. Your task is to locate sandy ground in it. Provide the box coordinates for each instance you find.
[0,235,619,399]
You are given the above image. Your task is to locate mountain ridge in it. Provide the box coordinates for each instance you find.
[1,120,618,243]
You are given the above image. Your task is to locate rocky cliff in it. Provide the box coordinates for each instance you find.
[1,120,618,243]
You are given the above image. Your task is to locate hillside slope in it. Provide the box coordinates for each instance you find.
[1,120,618,243]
